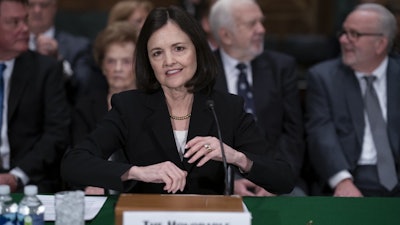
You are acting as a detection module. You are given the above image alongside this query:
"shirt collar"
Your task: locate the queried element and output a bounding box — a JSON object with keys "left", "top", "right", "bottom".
{"left": 40, "top": 26, "right": 56, "bottom": 38}
{"left": 220, "top": 49, "right": 250, "bottom": 72}
{"left": 221, "top": 49, "right": 238, "bottom": 69}
{"left": 355, "top": 56, "right": 388, "bottom": 82}
{"left": 0, "top": 59, "right": 16, "bottom": 79}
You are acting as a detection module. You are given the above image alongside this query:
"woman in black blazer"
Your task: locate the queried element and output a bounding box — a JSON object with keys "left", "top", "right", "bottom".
{"left": 61, "top": 6, "right": 295, "bottom": 195}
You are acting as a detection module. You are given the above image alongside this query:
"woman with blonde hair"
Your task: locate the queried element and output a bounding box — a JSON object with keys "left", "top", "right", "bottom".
{"left": 108, "top": 0, "right": 154, "bottom": 32}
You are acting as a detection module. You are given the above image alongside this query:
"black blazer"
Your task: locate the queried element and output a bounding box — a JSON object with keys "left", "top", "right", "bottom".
{"left": 214, "top": 50, "right": 305, "bottom": 176}
{"left": 8, "top": 51, "right": 70, "bottom": 192}
{"left": 71, "top": 88, "right": 108, "bottom": 146}
{"left": 61, "top": 89, "right": 295, "bottom": 194}
{"left": 306, "top": 56, "right": 400, "bottom": 183}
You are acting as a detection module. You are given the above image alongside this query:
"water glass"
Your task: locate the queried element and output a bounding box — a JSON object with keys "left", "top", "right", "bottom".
{"left": 55, "top": 190, "right": 85, "bottom": 225}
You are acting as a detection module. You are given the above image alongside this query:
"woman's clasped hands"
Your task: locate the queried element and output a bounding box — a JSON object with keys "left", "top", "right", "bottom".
{"left": 126, "top": 136, "right": 251, "bottom": 193}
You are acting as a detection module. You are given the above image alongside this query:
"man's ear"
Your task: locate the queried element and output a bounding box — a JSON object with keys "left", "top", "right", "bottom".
{"left": 375, "top": 37, "right": 389, "bottom": 55}
{"left": 218, "top": 27, "right": 234, "bottom": 46}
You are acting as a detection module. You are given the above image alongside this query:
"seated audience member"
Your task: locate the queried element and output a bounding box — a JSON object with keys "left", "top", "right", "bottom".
{"left": 209, "top": 0, "right": 306, "bottom": 196}
{"left": 61, "top": 6, "right": 295, "bottom": 195}
{"left": 0, "top": 0, "right": 70, "bottom": 193}
{"left": 306, "top": 3, "right": 400, "bottom": 197}
{"left": 71, "top": 22, "right": 137, "bottom": 195}
{"left": 88, "top": 0, "right": 153, "bottom": 94}
{"left": 180, "top": 0, "right": 201, "bottom": 17}
{"left": 107, "top": 0, "right": 153, "bottom": 32}
{"left": 72, "top": 22, "right": 137, "bottom": 146}
{"left": 196, "top": 0, "right": 217, "bottom": 50}
{"left": 28, "top": 0, "right": 92, "bottom": 104}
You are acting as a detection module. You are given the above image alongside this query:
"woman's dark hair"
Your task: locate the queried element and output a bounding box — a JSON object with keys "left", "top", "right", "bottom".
{"left": 135, "top": 5, "right": 218, "bottom": 94}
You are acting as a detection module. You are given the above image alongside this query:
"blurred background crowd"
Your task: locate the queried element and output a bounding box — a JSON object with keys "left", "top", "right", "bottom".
{"left": 1, "top": 0, "right": 400, "bottom": 196}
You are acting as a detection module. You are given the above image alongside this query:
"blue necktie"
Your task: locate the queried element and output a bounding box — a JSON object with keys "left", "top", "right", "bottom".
{"left": 236, "top": 63, "right": 256, "bottom": 115}
{"left": 364, "top": 76, "right": 397, "bottom": 190}
{"left": 0, "top": 63, "right": 6, "bottom": 146}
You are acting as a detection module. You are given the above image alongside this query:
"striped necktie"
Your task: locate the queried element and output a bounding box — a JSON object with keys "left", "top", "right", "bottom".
{"left": 364, "top": 75, "right": 397, "bottom": 190}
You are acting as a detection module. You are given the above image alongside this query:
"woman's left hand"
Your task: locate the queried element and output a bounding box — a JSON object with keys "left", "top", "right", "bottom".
{"left": 184, "top": 136, "right": 252, "bottom": 172}
{"left": 184, "top": 136, "right": 228, "bottom": 166}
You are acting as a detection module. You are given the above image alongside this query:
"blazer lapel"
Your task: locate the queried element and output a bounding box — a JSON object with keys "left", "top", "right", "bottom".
{"left": 8, "top": 52, "right": 31, "bottom": 121}
{"left": 183, "top": 93, "right": 214, "bottom": 172}
{"left": 386, "top": 56, "right": 400, "bottom": 158}
{"left": 146, "top": 91, "right": 183, "bottom": 168}
{"left": 213, "top": 50, "right": 229, "bottom": 92}
{"left": 251, "top": 54, "right": 271, "bottom": 114}
{"left": 343, "top": 66, "right": 364, "bottom": 146}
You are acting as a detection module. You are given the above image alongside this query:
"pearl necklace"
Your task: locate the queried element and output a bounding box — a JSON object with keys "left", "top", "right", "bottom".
{"left": 170, "top": 113, "right": 191, "bottom": 120}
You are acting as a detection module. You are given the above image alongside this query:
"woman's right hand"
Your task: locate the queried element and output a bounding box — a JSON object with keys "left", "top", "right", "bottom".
{"left": 122, "top": 161, "right": 187, "bottom": 193}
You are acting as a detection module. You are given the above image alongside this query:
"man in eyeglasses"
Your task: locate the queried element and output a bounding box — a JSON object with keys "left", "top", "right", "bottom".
{"left": 0, "top": 0, "right": 70, "bottom": 193}
{"left": 306, "top": 3, "right": 400, "bottom": 197}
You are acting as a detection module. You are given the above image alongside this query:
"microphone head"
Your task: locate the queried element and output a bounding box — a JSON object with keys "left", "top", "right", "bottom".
{"left": 206, "top": 100, "right": 214, "bottom": 109}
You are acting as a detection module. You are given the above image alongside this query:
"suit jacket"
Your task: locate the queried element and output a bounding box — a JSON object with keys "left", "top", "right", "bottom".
{"left": 55, "top": 30, "right": 92, "bottom": 102}
{"left": 8, "top": 50, "right": 70, "bottom": 192}
{"left": 306, "top": 56, "right": 400, "bottom": 184}
{"left": 61, "top": 89, "right": 295, "bottom": 195}
{"left": 71, "top": 88, "right": 108, "bottom": 146}
{"left": 214, "top": 50, "right": 305, "bottom": 177}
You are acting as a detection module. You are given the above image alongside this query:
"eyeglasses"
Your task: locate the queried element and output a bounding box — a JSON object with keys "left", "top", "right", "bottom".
{"left": 337, "top": 29, "right": 383, "bottom": 42}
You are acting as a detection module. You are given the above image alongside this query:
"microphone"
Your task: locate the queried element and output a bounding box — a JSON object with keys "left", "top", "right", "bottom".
{"left": 206, "top": 100, "right": 232, "bottom": 195}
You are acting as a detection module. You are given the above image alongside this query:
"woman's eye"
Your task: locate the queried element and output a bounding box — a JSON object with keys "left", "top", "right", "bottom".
{"left": 175, "top": 46, "right": 185, "bottom": 51}
{"left": 152, "top": 51, "right": 161, "bottom": 57}
{"left": 105, "top": 59, "right": 116, "bottom": 65}
{"left": 122, "top": 58, "right": 132, "bottom": 65}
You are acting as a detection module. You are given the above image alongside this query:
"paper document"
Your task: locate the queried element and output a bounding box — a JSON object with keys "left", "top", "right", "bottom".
{"left": 37, "top": 195, "right": 107, "bottom": 221}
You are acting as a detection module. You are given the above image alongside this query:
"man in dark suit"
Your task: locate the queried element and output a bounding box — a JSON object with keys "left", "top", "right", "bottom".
{"left": 209, "top": 0, "right": 305, "bottom": 196}
{"left": 27, "top": 0, "right": 92, "bottom": 104}
{"left": 306, "top": 3, "right": 400, "bottom": 197}
{"left": 0, "top": 0, "right": 70, "bottom": 192}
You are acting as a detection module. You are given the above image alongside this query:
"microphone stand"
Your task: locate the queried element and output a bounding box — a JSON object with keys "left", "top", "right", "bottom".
{"left": 207, "top": 100, "right": 232, "bottom": 195}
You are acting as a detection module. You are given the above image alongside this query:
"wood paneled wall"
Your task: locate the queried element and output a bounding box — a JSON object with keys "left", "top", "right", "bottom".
{"left": 58, "top": 0, "right": 179, "bottom": 11}
{"left": 58, "top": 0, "right": 335, "bottom": 36}
{"left": 260, "top": 0, "right": 334, "bottom": 35}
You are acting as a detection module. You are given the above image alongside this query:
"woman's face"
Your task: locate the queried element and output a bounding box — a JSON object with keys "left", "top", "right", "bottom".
{"left": 102, "top": 42, "right": 136, "bottom": 92}
{"left": 147, "top": 21, "right": 197, "bottom": 92}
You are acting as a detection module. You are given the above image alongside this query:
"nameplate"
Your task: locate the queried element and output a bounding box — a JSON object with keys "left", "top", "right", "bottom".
{"left": 115, "top": 194, "right": 249, "bottom": 225}
{"left": 123, "top": 211, "right": 251, "bottom": 225}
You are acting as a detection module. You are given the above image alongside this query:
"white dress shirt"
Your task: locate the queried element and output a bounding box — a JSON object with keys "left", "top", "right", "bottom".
{"left": 173, "top": 130, "right": 188, "bottom": 161}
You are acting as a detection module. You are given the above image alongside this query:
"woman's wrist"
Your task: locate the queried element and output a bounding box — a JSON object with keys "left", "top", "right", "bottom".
{"left": 121, "top": 166, "right": 140, "bottom": 181}
{"left": 234, "top": 151, "right": 253, "bottom": 174}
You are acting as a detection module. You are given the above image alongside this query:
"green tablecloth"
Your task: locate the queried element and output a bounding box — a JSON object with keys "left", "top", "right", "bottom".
{"left": 35, "top": 195, "right": 399, "bottom": 225}
{"left": 245, "top": 196, "right": 400, "bottom": 225}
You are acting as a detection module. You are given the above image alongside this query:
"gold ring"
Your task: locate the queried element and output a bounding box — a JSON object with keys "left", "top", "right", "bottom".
{"left": 204, "top": 144, "right": 212, "bottom": 152}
